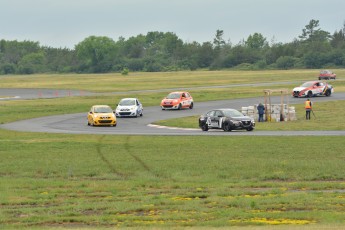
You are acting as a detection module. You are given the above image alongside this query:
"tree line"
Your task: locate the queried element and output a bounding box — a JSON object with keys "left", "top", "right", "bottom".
{"left": 1, "top": 19, "right": 344, "bottom": 75}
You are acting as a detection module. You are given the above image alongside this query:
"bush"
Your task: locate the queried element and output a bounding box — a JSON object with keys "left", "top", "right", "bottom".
{"left": 276, "top": 56, "right": 295, "bottom": 69}
{"left": 121, "top": 67, "right": 129, "bottom": 75}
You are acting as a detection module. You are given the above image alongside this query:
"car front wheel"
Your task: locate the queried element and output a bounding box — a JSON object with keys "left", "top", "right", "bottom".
{"left": 307, "top": 91, "right": 313, "bottom": 98}
{"left": 222, "top": 122, "right": 232, "bottom": 132}
{"left": 201, "top": 123, "right": 208, "bottom": 131}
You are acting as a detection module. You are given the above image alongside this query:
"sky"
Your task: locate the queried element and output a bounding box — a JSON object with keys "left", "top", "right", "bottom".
{"left": 1, "top": 0, "right": 344, "bottom": 49}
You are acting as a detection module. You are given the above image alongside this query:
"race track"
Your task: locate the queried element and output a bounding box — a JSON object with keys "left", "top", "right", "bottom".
{"left": 1, "top": 90, "right": 345, "bottom": 136}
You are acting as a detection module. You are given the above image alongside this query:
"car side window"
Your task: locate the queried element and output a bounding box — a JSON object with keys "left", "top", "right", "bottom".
{"left": 215, "top": 111, "right": 223, "bottom": 117}
{"left": 207, "top": 111, "right": 215, "bottom": 117}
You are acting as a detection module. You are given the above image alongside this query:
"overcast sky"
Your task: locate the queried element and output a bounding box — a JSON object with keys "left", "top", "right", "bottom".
{"left": 1, "top": 0, "right": 344, "bottom": 49}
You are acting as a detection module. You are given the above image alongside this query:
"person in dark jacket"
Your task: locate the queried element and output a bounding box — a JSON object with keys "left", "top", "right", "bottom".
{"left": 257, "top": 103, "right": 265, "bottom": 122}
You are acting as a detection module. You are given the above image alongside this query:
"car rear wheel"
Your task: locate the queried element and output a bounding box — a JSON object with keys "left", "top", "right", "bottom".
{"left": 307, "top": 91, "right": 313, "bottom": 98}
{"left": 246, "top": 127, "right": 254, "bottom": 131}
{"left": 325, "top": 90, "right": 331, "bottom": 97}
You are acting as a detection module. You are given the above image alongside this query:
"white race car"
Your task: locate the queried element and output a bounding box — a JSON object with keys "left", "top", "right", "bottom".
{"left": 292, "top": 81, "right": 334, "bottom": 98}
{"left": 115, "top": 98, "right": 143, "bottom": 117}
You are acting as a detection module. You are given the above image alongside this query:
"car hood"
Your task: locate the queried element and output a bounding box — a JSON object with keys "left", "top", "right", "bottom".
{"left": 116, "top": 105, "right": 137, "bottom": 110}
{"left": 293, "top": 86, "right": 307, "bottom": 91}
{"left": 93, "top": 112, "right": 114, "bottom": 116}
{"left": 162, "top": 99, "right": 178, "bottom": 102}
{"left": 230, "top": 116, "right": 252, "bottom": 121}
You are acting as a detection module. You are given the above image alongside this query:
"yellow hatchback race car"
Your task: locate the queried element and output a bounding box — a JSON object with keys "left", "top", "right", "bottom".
{"left": 87, "top": 105, "right": 117, "bottom": 126}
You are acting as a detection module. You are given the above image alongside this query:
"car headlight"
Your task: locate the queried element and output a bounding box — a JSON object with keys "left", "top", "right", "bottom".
{"left": 231, "top": 120, "right": 241, "bottom": 125}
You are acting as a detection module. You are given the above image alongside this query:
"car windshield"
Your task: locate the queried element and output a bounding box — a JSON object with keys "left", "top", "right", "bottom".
{"left": 119, "top": 99, "right": 135, "bottom": 106}
{"left": 166, "top": 93, "right": 181, "bottom": 99}
{"left": 94, "top": 107, "right": 112, "bottom": 113}
{"left": 223, "top": 109, "right": 244, "bottom": 117}
{"left": 301, "top": 82, "right": 314, "bottom": 87}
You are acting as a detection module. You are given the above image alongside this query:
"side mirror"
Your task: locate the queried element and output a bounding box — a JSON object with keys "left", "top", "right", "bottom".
{"left": 89, "top": 111, "right": 93, "bottom": 114}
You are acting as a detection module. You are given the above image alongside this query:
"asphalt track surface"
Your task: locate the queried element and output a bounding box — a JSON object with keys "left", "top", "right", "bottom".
{"left": 1, "top": 88, "right": 345, "bottom": 136}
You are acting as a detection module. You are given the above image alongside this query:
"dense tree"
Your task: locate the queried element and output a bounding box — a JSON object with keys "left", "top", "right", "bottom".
{"left": 1, "top": 19, "right": 345, "bottom": 75}
{"left": 75, "top": 36, "right": 117, "bottom": 73}
{"left": 331, "top": 22, "right": 345, "bottom": 49}
{"left": 276, "top": 56, "right": 295, "bottom": 69}
{"left": 245, "top": 33, "right": 268, "bottom": 49}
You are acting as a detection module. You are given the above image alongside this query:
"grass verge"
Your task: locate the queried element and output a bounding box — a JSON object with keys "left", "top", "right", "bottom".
{"left": 1, "top": 131, "right": 345, "bottom": 228}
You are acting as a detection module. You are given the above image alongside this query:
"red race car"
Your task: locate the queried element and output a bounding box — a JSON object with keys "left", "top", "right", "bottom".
{"left": 319, "top": 70, "right": 336, "bottom": 80}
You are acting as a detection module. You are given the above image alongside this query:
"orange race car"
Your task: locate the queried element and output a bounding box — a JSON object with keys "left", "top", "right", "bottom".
{"left": 160, "top": 92, "right": 194, "bottom": 110}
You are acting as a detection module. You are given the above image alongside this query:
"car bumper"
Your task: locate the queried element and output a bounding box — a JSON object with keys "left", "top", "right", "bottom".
{"left": 230, "top": 120, "right": 255, "bottom": 130}
{"left": 93, "top": 119, "right": 116, "bottom": 126}
{"left": 116, "top": 111, "right": 138, "bottom": 117}
{"left": 161, "top": 104, "right": 179, "bottom": 109}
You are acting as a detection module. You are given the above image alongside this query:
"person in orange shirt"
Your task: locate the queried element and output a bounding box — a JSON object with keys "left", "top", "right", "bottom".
{"left": 305, "top": 99, "right": 312, "bottom": 120}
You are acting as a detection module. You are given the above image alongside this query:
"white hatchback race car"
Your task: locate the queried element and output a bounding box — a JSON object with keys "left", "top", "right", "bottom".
{"left": 115, "top": 98, "right": 143, "bottom": 117}
{"left": 292, "top": 81, "right": 334, "bottom": 98}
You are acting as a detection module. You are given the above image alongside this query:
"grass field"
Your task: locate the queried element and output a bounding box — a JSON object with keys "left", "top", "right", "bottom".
{"left": 1, "top": 70, "right": 345, "bottom": 229}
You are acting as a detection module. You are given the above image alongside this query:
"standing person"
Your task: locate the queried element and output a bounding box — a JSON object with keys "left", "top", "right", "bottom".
{"left": 305, "top": 99, "right": 312, "bottom": 120}
{"left": 257, "top": 103, "right": 265, "bottom": 122}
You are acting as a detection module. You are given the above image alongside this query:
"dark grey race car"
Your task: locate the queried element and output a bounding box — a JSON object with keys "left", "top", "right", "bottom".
{"left": 199, "top": 108, "right": 255, "bottom": 132}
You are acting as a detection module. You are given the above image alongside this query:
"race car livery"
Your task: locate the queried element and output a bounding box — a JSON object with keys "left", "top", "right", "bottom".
{"left": 292, "top": 81, "right": 334, "bottom": 98}
{"left": 199, "top": 108, "right": 255, "bottom": 132}
{"left": 160, "top": 92, "right": 194, "bottom": 110}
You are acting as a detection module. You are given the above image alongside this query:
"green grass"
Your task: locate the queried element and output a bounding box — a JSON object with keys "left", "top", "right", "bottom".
{"left": 1, "top": 70, "right": 345, "bottom": 228}
{"left": 1, "top": 131, "right": 345, "bottom": 228}
{"left": 1, "top": 69, "right": 345, "bottom": 92}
